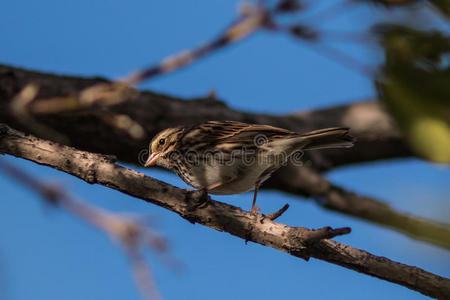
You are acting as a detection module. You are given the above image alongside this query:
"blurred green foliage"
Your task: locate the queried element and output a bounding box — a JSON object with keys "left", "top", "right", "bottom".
{"left": 375, "top": 25, "right": 450, "bottom": 163}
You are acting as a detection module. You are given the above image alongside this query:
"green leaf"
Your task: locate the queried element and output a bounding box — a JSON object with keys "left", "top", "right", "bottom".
{"left": 376, "top": 25, "right": 450, "bottom": 163}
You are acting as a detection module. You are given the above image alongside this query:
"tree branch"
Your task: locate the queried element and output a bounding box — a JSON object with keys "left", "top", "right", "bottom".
{"left": 2, "top": 65, "right": 448, "bottom": 250}
{"left": 1, "top": 124, "right": 448, "bottom": 299}
{"left": 0, "top": 64, "right": 410, "bottom": 170}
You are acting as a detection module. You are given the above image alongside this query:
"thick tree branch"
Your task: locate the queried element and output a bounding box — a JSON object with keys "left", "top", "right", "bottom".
{"left": 0, "top": 125, "right": 449, "bottom": 299}
{"left": 0, "top": 64, "right": 410, "bottom": 170}
{"left": 1, "top": 65, "right": 448, "bottom": 250}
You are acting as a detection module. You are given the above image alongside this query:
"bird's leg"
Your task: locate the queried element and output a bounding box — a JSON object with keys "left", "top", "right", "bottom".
{"left": 205, "top": 175, "right": 238, "bottom": 192}
{"left": 187, "top": 176, "right": 237, "bottom": 211}
{"left": 205, "top": 180, "right": 226, "bottom": 191}
{"left": 250, "top": 183, "right": 261, "bottom": 214}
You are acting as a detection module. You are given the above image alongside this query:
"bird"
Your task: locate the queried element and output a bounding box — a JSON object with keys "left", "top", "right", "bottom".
{"left": 144, "top": 121, "right": 354, "bottom": 213}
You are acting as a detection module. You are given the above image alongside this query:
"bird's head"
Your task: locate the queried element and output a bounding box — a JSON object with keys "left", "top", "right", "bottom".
{"left": 145, "top": 127, "right": 184, "bottom": 167}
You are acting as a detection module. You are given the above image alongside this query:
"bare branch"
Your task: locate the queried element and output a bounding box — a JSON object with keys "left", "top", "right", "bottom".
{"left": 302, "top": 226, "right": 352, "bottom": 244}
{"left": 5, "top": 1, "right": 272, "bottom": 120}
{"left": 0, "top": 158, "right": 169, "bottom": 300}
{"left": 4, "top": 65, "right": 449, "bottom": 250}
{"left": 1, "top": 124, "right": 448, "bottom": 299}
{"left": 266, "top": 203, "right": 290, "bottom": 220}
{"left": 122, "top": 2, "right": 268, "bottom": 85}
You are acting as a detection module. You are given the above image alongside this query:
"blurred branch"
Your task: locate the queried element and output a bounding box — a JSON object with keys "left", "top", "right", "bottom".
{"left": 264, "top": 164, "right": 450, "bottom": 249}
{"left": 0, "top": 159, "right": 172, "bottom": 300}
{"left": 3, "top": 0, "right": 376, "bottom": 119}
{"left": 0, "top": 124, "right": 449, "bottom": 299}
{"left": 0, "top": 65, "right": 409, "bottom": 168}
{"left": 5, "top": 2, "right": 275, "bottom": 118}
{"left": 9, "top": 83, "right": 70, "bottom": 144}
{"left": 122, "top": 2, "right": 269, "bottom": 85}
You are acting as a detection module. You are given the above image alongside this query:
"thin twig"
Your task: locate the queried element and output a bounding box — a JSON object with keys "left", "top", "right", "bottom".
{"left": 9, "top": 0, "right": 375, "bottom": 119}
{"left": 301, "top": 0, "right": 359, "bottom": 25}
{"left": 302, "top": 41, "right": 376, "bottom": 77}
{"left": 303, "top": 226, "right": 352, "bottom": 244}
{"left": 266, "top": 203, "right": 290, "bottom": 220}
{"left": 122, "top": 3, "right": 268, "bottom": 85}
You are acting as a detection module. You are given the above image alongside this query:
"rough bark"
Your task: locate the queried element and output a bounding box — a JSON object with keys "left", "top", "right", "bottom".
{"left": 1, "top": 64, "right": 448, "bottom": 250}
{"left": 0, "top": 64, "right": 449, "bottom": 251}
{"left": 1, "top": 124, "right": 449, "bottom": 299}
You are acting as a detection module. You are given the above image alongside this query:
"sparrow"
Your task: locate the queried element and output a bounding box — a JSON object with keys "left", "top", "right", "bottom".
{"left": 145, "top": 121, "right": 354, "bottom": 213}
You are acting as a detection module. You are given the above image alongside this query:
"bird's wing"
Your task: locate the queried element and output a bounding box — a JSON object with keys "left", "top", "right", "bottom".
{"left": 180, "top": 121, "right": 296, "bottom": 152}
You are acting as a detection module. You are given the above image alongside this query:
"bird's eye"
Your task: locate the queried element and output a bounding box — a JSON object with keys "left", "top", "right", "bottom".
{"left": 158, "top": 138, "right": 166, "bottom": 145}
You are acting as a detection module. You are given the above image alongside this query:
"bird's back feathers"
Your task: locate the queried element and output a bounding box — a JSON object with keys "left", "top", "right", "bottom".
{"left": 177, "top": 121, "right": 354, "bottom": 153}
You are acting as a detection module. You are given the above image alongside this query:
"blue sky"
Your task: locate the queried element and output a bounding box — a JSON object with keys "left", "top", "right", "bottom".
{"left": 1, "top": 1, "right": 449, "bottom": 300}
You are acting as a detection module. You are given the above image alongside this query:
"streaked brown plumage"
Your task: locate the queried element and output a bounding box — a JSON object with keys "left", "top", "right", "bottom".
{"left": 145, "top": 121, "right": 355, "bottom": 213}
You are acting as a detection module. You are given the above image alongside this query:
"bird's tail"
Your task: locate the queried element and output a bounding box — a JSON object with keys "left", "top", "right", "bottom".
{"left": 297, "top": 127, "right": 355, "bottom": 150}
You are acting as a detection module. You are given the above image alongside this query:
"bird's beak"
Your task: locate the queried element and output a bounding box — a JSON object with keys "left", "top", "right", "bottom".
{"left": 144, "top": 152, "right": 160, "bottom": 167}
